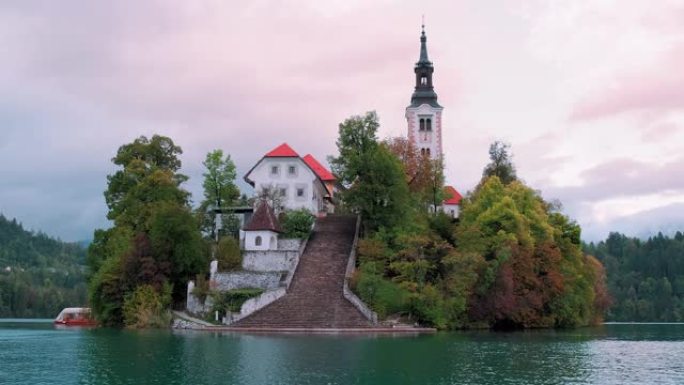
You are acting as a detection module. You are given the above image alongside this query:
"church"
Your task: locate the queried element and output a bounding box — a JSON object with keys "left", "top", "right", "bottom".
{"left": 243, "top": 24, "right": 462, "bottom": 218}
{"left": 406, "top": 24, "right": 462, "bottom": 217}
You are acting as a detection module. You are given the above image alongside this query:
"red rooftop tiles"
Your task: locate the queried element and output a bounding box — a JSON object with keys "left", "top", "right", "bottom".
{"left": 265, "top": 143, "right": 299, "bottom": 158}
{"left": 443, "top": 185, "right": 462, "bottom": 205}
{"left": 303, "top": 154, "right": 336, "bottom": 182}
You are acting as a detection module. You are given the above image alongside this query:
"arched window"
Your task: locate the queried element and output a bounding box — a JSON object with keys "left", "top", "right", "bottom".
{"left": 419, "top": 118, "right": 425, "bottom": 131}
{"left": 426, "top": 119, "right": 432, "bottom": 131}
{"left": 426, "top": 148, "right": 431, "bottom": 157}
{"left": 255, "top": 236, "right": 262, "bottom": 247}
{"left": 421, "top": 76, "right": 427, "bottom": 85}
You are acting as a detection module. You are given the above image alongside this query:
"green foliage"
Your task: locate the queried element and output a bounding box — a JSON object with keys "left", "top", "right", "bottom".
{"left": 104, "top": 135, "right": 189, "bottom": 228}
{"left": 211, "top": 288, "right": 264, "bottom": 314}
{"left": 585, "top": 231, "right": 684, "bottom": 321}
{"left": 88, "top": 135, "right": 208, "bottom": 326}
{"left": 148, "top": 202, "right": 207, "bottom": 299}
{"left": 329, "top": 112, "right": 413, "bottom": 232}
{"left": 122, "top": 283, "right": 172, "bottom": 328}
{"left": 216, "top": 236, "right": 241, "bottom": 271}
{"left": 482, "top": 141, "right": 517, "bottom": 185}
{"left": 281, "top": 209, "right": 315, "bottom": 239}
{"left": 199, "top": 150, "right": 240, "bottom": 239}
{"left": 0, "top": 214, "right": 87, "bottom": 318}
{"left": 352, "top": 262, "right": 409, "bottom": 318}
{"left": 351, "top": 175, "right": 608, "bottom": 330}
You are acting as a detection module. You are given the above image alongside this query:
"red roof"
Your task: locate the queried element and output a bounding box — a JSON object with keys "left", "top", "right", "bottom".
{"left": 443, "top": 185, "right": 462, "bottom": 205}
{"left": 265, "top": 143, "right": 299, "bottom": 157}
{"left": 303, "top": 154, "right": 336, "bottom": 182}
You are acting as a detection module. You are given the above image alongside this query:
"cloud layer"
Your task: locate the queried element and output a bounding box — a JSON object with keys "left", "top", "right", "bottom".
{"left": 0, "top": 0, "right": 682, "bottom": 241}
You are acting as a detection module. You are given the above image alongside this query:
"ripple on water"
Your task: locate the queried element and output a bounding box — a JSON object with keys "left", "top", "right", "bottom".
{"left": 1, "top": 322, "right": 684, "bottom": 385}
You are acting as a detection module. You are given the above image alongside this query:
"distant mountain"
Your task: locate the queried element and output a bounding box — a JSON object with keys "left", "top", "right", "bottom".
{"left": 0, "top": 214, "right": 88, "bottom": 318}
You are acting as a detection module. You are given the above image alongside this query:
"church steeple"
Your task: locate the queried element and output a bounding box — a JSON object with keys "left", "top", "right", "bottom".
{"left": 406, "top": 22, "right": 443, "bottom": 162}
{"left": 410, "top": 24, "right": 440, "bottom": 108}
{"left": 418, "top": 24, "right": 431, "bottom": 65}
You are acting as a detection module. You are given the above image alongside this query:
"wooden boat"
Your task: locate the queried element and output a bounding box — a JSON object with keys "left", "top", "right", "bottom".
{"left": 53, "top": 307, "right": 97, "bottom": 326}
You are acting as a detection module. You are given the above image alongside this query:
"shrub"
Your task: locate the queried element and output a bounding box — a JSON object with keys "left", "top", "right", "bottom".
{"left": 216, "top": 236, "right": 241, "bottom": 270}
{"left": 282, "top": 209, "right": 315, "bottom": 239}
{"left": 122, "top": 283, "right": 172, "bottom": 328}
{"left": 211, "top": 288, "right": 264, "bottom": 314}
{"left": 353, "top": 262, "right": 409, "bottom": 318}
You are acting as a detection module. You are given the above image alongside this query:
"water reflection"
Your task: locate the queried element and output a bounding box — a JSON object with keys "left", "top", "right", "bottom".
{"left": 1, "top": 322, "right": 684, "bottom": 385}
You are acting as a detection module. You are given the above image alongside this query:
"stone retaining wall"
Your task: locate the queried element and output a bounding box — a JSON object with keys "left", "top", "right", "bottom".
{"left": 343, "top": 215, "right": 378, "bottom": 324}
{"left": 223, "top": 288, "right": 287, "bottom": 325}
{"left": 212, "top": 271, "right": 283, "bottom": 291}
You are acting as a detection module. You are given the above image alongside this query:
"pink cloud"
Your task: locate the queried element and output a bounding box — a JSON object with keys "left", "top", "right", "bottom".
{"left": 571, "top": 45, "right": 684, "bottom": 120}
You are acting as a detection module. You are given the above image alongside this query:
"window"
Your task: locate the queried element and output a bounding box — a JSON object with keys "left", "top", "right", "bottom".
{"left": 271, "top": 165, "right": 279, "bottom": 176}
{"left": 426, "top": 118, "right": 432, "bottom": 131}
{"left": 296, "top": 187, "right": 305, "bottom": 198}
{"left": 255, "top": 236, "right": 262, "bottom": 246}
{"left": 421, "top": 76, "right": 427, "bottom": 85}
{"left": 450, "top": 210, "right": 455, "bottom": 217}
{"left": 426, "top": 148, "right": 431, "bottom": 157}
{"left": 419, "top": 118, "right": 425, "bottom": 131}
{"left": 288, "top": 165, "right": 297, "bottom": 175}
{"left": 279, "top": 187, "right": 287, "bottom": 197}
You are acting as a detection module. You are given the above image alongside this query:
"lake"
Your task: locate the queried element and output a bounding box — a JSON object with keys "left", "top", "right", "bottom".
{"left": 1, "top": 320, "right": 683, "bottom": 385}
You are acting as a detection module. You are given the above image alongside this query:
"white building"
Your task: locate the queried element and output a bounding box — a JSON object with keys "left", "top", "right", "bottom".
{"left": 243, "top": 201, "right": 282, "bottom": 251}
{"left": 406, "top": 24, "right": 443, "bottom": 161}
{"left": 244, "top": 143, "right": 334, "bottom": 215}
{"left": 406, "top": 25, "right": 463, "bottom": 217}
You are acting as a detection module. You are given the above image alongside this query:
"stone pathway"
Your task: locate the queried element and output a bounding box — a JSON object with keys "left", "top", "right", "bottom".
{"left": 232, "top": 215, "right": 372, "bottom": 329}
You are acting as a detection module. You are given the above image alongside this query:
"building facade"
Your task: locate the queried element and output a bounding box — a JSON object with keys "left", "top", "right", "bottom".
{"left": 244, "top": 143, "right": 333, "bottom": 215}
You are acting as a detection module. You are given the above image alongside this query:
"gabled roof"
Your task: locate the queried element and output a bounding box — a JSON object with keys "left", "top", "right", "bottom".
{"left": 243, "top": 201, "right": 282, "bottom": 233}
{"left": 265, "top": 143, "right": 299, "bottom": 158}
{"left": 443, "top": 185, "right": 462, "bottom": 205}
{"left": 303, "top": 154, "right": 336, "bottom": 182}
{"left": 244, "top": 143, "right": 332, "bottom": 197}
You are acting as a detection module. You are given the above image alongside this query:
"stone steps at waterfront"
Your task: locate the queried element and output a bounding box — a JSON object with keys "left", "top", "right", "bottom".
{"left": 232, "top": 214, "right": 372, "bottom": 329}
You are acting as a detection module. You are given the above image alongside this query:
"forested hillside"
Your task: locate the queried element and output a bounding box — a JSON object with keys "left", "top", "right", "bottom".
{"left": 585, "top": 232, "right": 684, "bottom": 322}
{"left": 0, "top": 214, "right": 87, "bottom": 318}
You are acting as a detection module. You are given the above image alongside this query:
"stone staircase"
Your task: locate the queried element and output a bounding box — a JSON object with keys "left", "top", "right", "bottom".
{"left": 232, "top": 214, "right": 372, "bottom": 329}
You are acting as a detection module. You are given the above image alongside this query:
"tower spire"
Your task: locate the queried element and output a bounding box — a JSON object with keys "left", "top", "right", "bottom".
{"left": 418, "top": 19, "right": 431, "bottom": 65}
{"left": 409, "top": 22, "right": 439, "bottom": 108}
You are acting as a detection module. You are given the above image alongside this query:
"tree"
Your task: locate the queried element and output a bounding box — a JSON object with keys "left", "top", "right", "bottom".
{"left": 385, "top": 137, "right": 446, "bottom": 210}
{"left": 199, "top": 150, "right": 240, "bottom": 239}
{"left": 483, "top": 141, "right": 517, "bottom": 184}
{"left": 329, "top": 111, "right": 380, "bottom": 187}
{"left": 88, "top": 135, "right": 207, "bottom": 326}
{"left": 329, "top": 112, "right": 413, "bottom": 231}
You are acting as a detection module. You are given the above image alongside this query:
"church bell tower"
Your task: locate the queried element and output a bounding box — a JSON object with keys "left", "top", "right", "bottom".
{"left": 406, "top": 24, "right": 443, "bottom": 161}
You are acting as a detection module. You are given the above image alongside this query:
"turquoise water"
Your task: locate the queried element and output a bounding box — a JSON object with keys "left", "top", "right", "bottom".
{"left": 1, "top": 320, "right": 684, "bottom": 385}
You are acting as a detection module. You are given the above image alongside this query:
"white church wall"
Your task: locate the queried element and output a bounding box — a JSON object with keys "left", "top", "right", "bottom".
{"left": 249, "top": 157, "right": 322, "bottom": 213}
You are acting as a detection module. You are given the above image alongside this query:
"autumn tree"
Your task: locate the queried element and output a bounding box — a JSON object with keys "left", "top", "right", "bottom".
{"left": 385, "top": 137, "right": 445, "bottom": 210}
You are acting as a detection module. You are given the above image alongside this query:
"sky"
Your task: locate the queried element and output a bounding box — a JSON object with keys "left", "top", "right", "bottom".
{"left": 1, "top": 0, "right": 683, "bottom": 242}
